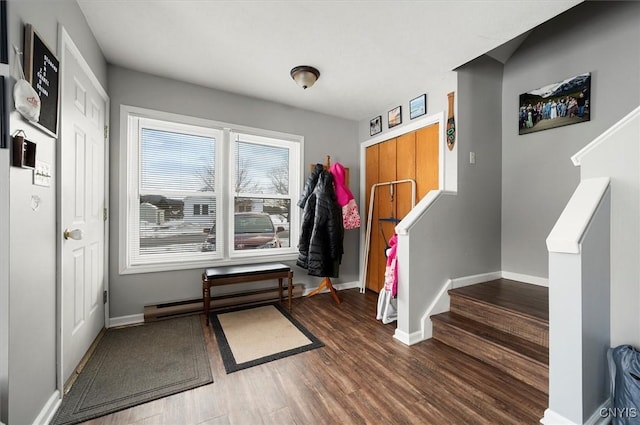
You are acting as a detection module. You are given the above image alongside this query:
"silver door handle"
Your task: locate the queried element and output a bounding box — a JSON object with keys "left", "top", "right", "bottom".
{"left": 63, "top": 228, "right": 83, "bottom": 240}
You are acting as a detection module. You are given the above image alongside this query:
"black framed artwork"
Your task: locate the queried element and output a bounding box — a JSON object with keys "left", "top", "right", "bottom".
{"left": 0, "top": 0, "right": 7, "bottom": 65}
{"left": 24, "top": 23, "right": 60, "bottom": 137}
{"left": 370, "top": 115, "right": 382, "bottom": 136}
{"left": 0, "top": 76, "right": 6, "bottom": 149}
{"left": 410, "top": 94, "right": 426, "bottom": 119}
{"left": 388, "top": 106, "right": 402, "bottom": 128}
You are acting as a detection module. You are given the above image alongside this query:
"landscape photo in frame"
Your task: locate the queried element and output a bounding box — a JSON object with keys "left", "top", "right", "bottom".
{"left": 519, "top": 72, "right": 590, "bottom": 135}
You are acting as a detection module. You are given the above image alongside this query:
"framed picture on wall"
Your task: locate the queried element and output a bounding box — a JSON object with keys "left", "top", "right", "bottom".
{"left": 519, "top": 72, "right": 591, "bottom": 135}
{"left": 0, "top": 0, "right": 7, "bottom": 64}
{"left": 24, "top": 23, "right": 60, "bottom": 137}
{"left": 0, "top": 76, "right": 6, "bottom": 149}
{"left": 370, "top": 115, "right": 382, "bottom": 136}
{"left": 388, "top": 106, "right": 402, "bottom": 128}
{"left": 409, "top": 94, "right": 426, "bottom": 119}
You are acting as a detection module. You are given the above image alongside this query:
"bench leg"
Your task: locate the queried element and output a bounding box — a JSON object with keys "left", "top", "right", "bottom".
{"left": 278, "top": 277, "right": 283, "bottom": 306}
{"left": 203, "top": 285, "right": 210, "bottom": 325}
{"left": 288, "top": 272, "right": 293, "bottom": 311}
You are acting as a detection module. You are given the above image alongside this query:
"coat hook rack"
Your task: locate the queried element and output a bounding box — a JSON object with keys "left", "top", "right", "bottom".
{"left": 306, "top": 154, "right": 341, "bottom": 304}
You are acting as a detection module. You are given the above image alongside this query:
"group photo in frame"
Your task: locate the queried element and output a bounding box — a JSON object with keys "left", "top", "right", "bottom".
{"left": 388, "top": 105, "right": 401, "bottom": 128}
{"left": 519, "top": 72, "right": 591, "bottom": 135}
{"left": 409, "top": 94, "right": 426, "bottom": 119}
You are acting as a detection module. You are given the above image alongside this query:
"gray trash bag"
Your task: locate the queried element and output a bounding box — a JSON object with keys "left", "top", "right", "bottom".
{"left": 608, "top": 345, "right": 640, "bottom": 424}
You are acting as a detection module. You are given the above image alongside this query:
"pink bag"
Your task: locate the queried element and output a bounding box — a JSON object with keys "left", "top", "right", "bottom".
{"left": 343, "top": 199, "right": 361, "bottom": 230}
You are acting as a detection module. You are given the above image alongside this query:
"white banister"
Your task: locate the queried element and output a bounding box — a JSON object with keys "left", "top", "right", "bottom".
{"left": 395, "top": 189, "right": 457, "bottom": 235}
{"left": 544, "top": 179, "right": 611, "bottom": 424}
{"left": 571, "top": 106, "right": 640, "bottom": 166}
{"left": 546, "top": 177, "right": 611, "bottom": 254}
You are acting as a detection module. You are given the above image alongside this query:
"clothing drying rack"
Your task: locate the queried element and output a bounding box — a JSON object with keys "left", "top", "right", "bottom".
{"left": 360, "top": 179, "right": 416, "bottom": 293}
{"left": 306, "top": 155, "right": 341, "bottom": 304}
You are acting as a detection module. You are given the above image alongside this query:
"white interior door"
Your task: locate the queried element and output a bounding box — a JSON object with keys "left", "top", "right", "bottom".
{"left": 59, "top": 28, "right": 109, "bottom": 385}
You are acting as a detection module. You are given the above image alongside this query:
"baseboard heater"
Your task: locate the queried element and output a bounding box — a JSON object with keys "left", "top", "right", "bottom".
{"left": 143, "top": 284, "right": 303, "bottom": 322}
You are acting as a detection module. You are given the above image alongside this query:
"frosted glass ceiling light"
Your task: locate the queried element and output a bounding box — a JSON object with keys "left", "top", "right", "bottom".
{"left": 290, "top": 66, "right": 320, "bottom": 89}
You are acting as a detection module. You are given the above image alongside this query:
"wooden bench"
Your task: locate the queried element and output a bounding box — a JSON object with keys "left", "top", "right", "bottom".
{"left": 202, "top": 262, "right": 293, "bottom": 324}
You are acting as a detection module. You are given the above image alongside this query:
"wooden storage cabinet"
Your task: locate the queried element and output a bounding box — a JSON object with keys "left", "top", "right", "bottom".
{"left": 364, "top": 123, "right": 439, "bottom": 292}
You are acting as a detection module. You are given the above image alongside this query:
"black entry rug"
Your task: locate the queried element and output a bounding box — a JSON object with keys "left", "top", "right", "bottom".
{"left": 210, "top": 303, "right": 324, "bottom": 374}
{"left": 51, "top": 315, "right": 212, "bottom": 425}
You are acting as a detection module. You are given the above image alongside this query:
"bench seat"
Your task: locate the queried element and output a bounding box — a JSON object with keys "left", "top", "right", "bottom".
{"left": 202, "top": 262, "right": 293, "bottom": 324}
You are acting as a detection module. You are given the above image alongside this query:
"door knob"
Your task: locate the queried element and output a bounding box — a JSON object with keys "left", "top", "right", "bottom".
{"left": 63, "top": 228, "right": 83, "bottom": 240}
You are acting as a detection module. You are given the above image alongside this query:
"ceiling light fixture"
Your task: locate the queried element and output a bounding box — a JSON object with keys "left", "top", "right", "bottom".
{"left": 290, "top": 65, "right": 320, "bottom": 89}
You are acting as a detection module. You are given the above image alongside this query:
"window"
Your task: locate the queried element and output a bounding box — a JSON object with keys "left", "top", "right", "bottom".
{"left": 230, "top": 132, "right": 295, "bottom": 253}
{"left": 193, "top": 204, "right": 209, "bottom": 215}
{"left": 120, "top": 106, "right": 302, "bottom": 273}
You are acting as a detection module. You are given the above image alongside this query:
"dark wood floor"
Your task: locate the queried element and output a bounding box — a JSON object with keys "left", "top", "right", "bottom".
{"left": 84, "top": 289, "right": 547, "bottom": 425}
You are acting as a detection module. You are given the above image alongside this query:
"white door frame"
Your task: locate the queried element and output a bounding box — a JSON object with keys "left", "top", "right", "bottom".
{"left": 56, "top": 25, "right": 110, "bottom": 395}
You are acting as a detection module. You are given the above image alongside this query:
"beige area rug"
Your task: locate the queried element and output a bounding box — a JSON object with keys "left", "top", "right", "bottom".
{"left": 209, "top": 303, "right": 323, "bottom": 373}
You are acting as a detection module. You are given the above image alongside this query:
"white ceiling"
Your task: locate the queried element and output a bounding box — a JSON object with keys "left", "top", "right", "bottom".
{"left": 77, "top": 0, "right": 583, "bottom": 122}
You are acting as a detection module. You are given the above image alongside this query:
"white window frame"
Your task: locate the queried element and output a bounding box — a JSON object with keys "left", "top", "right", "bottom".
{"left": 229, "top": 131, "right": 301, "bottom": 259}
{"left": 119, "top": 105, "right": 303, "bottom": 274}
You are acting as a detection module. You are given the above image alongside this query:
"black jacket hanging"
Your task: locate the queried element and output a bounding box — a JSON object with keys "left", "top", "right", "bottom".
{"left": 297, "top": 166, "right": 344, "bottom": 277}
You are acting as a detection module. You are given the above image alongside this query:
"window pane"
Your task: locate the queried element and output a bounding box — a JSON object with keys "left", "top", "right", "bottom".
{"left": 233, "top": 198, "right": 291, "bottom": 249}
{"left": 234, "top": 140, "right": 289, "bottom": 195}
{"left": 141, "top": 128, "right": 215, "bottom": 192}
{"left": 138, "top": 195, "right": 216, "bottom": 255}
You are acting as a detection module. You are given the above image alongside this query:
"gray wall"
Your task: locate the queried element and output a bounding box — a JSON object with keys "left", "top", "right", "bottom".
{"left": 108, "top": 65, "right": 359, "bottom": 318}
{"left": 401, "top": 56, "right": 503, "bottom": 334}
{"left": 501, "top": 1, "right": 640, "bottom": 278}
{"left": 3, "top": 1, "right": 107, "bottom": 424}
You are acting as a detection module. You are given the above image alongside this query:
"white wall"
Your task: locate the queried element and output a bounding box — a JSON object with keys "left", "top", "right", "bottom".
{"left": 501, "top": 1, "right": 640, "bottom": 279}
{"left": 4, "top": 1, "right": 107, "bottom": 423}
{"left": 107, "top": 65, "right": 359, "bottom": 318}
{"left": 577, "top": 107, "right": 640, "bottom": 347}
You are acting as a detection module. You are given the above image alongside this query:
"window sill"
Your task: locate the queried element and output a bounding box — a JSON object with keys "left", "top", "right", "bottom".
{"left": 119, "top": 251, "right": 299, "bottom": 275}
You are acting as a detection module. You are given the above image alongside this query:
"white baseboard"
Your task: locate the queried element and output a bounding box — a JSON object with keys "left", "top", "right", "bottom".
{"left": 32, "top": 390, "right": 60, "bottom": 425}
{"left": 335, "top": 280, "right": 360, "bottom": 291}
{"left": 416, "top": 271, "right": 502, "bottom": 343}
{"left": 301, "top": 280, "right": 359, "bottom": 296}
{"left": 541, "top": 409, "right": 575, "bottom": 424}
{"left": 108, "top": 313, "right": 144, "bottom": 328}
{"left": 452, "top": 271, "right": 503, "bottom": 289}
{"left": 419, "top": 278, "right": 453, "bottom": 342}
{"left": 540, "top": 399, "right": 611, "bottom": 425}
{"left": 585, "top": 399, "right": 611, "bottom": 425}
{"left": 502, "top": 271, "right": 548, "bottom": 287}
{"left": 109, "top": 281, "right": 359, "bottom": 327}
{"left": 393, "top": 328, "right": 422, "bottom": 346}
